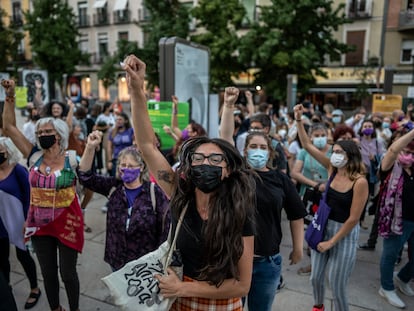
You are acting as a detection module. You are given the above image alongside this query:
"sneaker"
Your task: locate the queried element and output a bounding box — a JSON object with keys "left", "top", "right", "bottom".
{"left": 101, "top": 205, "right": 108, "bottom": 213}
{"left": 276, "top": 275, "right": 285, "bottom": 293}
{"left": 312, "top": 305, "right": 324, "bottom": 311}
{"left": 298, "top": 264, "right": 312, "bottom": 276}
{"left": 358, "top": 242, "right": 375, "bottom": 250}
{"left": 394, "top": 273, "right": 414, "bottom": 296}
{"left": 379, "top": 287, "right": 405, "bottom": 308}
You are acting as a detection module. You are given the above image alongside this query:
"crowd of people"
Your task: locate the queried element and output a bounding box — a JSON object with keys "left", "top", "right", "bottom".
{"left": 1, "top": 53, "right": 414, "bottom": 311}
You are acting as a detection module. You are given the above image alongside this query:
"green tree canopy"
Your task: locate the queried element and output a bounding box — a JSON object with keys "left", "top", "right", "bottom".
{"left": 24, "top": 0, "right": 89, "bottom": 97}
{"left": 0, "top": 8, "right": 24, "bottom": 72}
{"left": 190, "top": 0, "right": 246, "bottom": 92}
{"left": 239, "top": 0, "right": 351, "bottom": 99}
{"left": 138, "top": 0, "right": 190, "bottom": 88}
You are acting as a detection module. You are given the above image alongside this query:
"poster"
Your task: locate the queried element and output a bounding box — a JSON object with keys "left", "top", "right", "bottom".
{"left": 15, "top": 87, "right": 28, "bottom": 109}
{"left": 147, "top": 101, "right": 190, "bottom": 150}
{"left": 22, "top": 69, "right": 49, "bottom": 106}
{"left": 372, "top": 94, "right": 402, "bottom": 116}
{"left": 67, "top": 76, "right": 82, "bottom": 102}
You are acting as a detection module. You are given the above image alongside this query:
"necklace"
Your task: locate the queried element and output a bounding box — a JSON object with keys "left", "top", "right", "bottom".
{"left": 45, "top": 166, "right": 51, "bottom": 175}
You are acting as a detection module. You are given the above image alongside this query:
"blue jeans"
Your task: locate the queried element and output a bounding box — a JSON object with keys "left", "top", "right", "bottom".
{"left": 380, "top": 220, "right": 414, "bottom": 290}
{"left": 247, "top": 253, "right": 281, "bottom": 311}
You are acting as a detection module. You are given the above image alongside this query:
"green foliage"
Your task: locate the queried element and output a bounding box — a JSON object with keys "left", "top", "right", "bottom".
{"left": 0, "top": 8, "right": 24, "bottom": 71}
{"left": 137, "top": 0, "right": 190, "bottom": 88}
{"left": 190, "top": 0, "right": 246, "bottom": 91}
{"left": 239, "top": 0, "right": 352, "bottom": 99}
{"left": 24, "top": 0, "right": 89, "bottom": 90}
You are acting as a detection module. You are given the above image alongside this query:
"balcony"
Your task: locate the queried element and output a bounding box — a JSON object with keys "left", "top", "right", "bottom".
{"left": 399, "top": 11, "right": 414, "bottom": 31}
{"left": 137, "top": 8, "right": 151, "bottom": 24}
{"left": 113, "top": 10, "right": 130, "bottom": 24}
{"left": 93, "top": 13, "right": 110, "bottom": 26}
{"left": 78, "top": 14, "right": 90, "bottom": 28}
{"left": 11, "top": 16, "right": 23, "bottom": 27}
{"left": 347, "top": 0, "right": 373, "bottom": 19}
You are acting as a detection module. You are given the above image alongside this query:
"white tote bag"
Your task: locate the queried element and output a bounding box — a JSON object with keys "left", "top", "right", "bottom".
{"left": 102, "top": 206, "right": 187, "bottom": 311}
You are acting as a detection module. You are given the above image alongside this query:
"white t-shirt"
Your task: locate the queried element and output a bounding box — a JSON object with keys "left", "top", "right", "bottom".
{"left": 23, "top": 121, "right": 37, "bottom": 145}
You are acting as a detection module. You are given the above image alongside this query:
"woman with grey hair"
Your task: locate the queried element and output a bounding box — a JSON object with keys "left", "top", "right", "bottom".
{"left": 0, "top": 137, "right": 41, "bottom": 309}
{"left": 78, "top": 136, "right": 170, "bottom": 271}
{"left": 2, "top": 79, "right": 83, "bottom": 311}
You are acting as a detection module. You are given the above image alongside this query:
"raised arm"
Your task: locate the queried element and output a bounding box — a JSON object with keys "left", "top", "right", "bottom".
{"left": 123, "top": 55, "right": 175, "bottom": 197}
{"left": 245, "top": 90, "right": 254, "bottom": 118}
{"left": 1, "top": 79, "right": 34, "bottom": 158}
{"left": 170, "top": 95, "right": 182, "bottom": 139}
{"left": 382, "top": 128, "right": 414, "bottom": 171}
{"left": 294, "top": 104, "right": 330, "bottom": 169}
{"left": 66, "top": 99, "right": 75, "bottom": 130}
{"left": 219, "top": 87, "right": 240, "bottom": 146}
{"left": 79, "top": 130, "right": 103, "bottom": 171}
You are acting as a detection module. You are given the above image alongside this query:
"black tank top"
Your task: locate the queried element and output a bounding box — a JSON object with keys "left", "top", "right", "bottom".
{"left": 327, "top": 186, "right": 354, "bottom": 223}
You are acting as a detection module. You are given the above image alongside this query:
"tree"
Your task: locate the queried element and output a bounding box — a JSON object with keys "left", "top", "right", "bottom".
{"left": 190, "top": 0, "right": 246, "bottom": 92}
{"left": 24, "top": 0, "right": 89, "bottom": 98}
{"left": 0, "top": 8, "right": 24, "bottom": 72}
{"left": 97, "top": 39, "right": 141, "bottom": 94}
{"left": 138, "top": 0, "right": 190, "bottom": 88}
{"left": 239, "top": 0, "right": 352, "bottom": 99}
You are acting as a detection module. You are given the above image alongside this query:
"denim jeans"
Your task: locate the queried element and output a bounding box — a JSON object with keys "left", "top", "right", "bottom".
{"left": 247, "top": 253, "right": 281, "bottom": 311}
{"left": 380, "top": 220, "right": 414, "bottom": 290}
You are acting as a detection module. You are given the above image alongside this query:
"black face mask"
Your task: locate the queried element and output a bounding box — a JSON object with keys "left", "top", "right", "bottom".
{"left": 31, "top": 114, "right": 41, "bottom": 121}
{"left": 0, "top": 153, "right": 7, "bottom": 164}
{"left": 189, "top": 164, "right": 223, "bottom": 193}
{"left": 39, "top": 135, "right": 56, "bottom": 149}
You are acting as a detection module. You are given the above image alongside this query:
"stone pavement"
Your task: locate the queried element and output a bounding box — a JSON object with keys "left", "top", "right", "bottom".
{"left": 9, "top": 197, "right": 414, "bottom": 311}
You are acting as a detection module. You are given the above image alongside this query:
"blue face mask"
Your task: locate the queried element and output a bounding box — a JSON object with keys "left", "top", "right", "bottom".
{"left": 382, "top": 122, "right": 390, "bottom": 129}
{"left": 247, "top": 149, "right": 269, "bottom": 169}
{"left": 312, "top": 137, "right": 327, "bottom": 149}
{"left": 332, "top": 116, "right": 342, "bottom": 124}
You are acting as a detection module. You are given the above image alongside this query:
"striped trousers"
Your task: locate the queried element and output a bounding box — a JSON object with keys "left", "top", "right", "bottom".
{"left": 310, "top": 219, "right": 359, "bottom": 311}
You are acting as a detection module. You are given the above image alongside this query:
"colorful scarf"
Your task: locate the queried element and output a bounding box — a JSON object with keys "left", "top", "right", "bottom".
{"left": 378, "top": 163, "right": 403, "bottom": 238}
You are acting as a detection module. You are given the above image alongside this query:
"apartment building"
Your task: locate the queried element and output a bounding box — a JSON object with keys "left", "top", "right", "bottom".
{"left": 384, "top": 0, "right": 414, "bottom": 100}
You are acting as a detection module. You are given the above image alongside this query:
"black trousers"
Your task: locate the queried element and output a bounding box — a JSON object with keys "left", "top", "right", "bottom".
{"left": 32, "top": 235, "right": 79, "bottom": 311}
{"left": 0, "top": 237, "right": 38, "bottom": 289}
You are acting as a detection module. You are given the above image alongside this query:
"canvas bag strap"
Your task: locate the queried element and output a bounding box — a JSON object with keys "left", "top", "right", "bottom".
{"left": 321, "top": 172, "right": 336, "bottom": 203}
{"left": 164, "top": 205, "right": 188, "bottom": 271}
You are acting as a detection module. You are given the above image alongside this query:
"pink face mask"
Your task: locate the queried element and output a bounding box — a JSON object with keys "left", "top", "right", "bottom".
{"left": 398, "top": 153, "right": 414, "bottom": 166}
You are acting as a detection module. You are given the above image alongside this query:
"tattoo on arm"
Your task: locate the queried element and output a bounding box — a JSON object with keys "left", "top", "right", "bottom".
{"left": 158, "top": 170, "right": 174, "bottom": 184}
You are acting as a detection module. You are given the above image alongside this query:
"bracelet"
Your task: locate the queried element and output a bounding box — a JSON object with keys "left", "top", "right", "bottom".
{"left": 295, "top": 119, "right": 302, "bottom": 122}
{"left": 6, "top": 94, "right": 16, "bottom": 98}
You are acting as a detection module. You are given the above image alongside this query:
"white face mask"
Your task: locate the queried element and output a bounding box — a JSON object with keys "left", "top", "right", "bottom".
{"left": 330, "top": 153, "right": 347, "bottom": 168}
{"left": 278, "top": 129, "right": 287, "bottom": 139}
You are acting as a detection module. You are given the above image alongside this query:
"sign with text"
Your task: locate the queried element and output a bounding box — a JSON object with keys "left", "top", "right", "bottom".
{"left": 147, "top": 101, "right": 190, "bottom": 150}
{"left": 372, "top": 94, "right": 402, "bottom": 116}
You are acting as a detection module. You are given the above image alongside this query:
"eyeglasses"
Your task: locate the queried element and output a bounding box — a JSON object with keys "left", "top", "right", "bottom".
{"left": 35, "top": 129, "right": 56, "bottom": 136}
{"left": 191, "top": 153, "right": 225, "bottom": 166}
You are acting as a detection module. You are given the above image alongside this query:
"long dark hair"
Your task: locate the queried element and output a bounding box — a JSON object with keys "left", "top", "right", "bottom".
{"left": 333, "top": 140, "right": 366, "bottom": 180}
{"left": 170, "top": 136, "right": 256, "bottom": 286}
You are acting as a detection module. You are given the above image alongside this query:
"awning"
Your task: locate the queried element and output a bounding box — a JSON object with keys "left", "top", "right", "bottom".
{"left": 114, "top": 0, "right": 128, "bottom": 11}
{"left": 93, "top": 0, "right": 107, "bottom": 9}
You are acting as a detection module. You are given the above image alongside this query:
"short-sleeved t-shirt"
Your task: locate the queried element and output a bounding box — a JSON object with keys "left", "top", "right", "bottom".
{"left": 297, "top": 149, "right": 330, "bottom": 196}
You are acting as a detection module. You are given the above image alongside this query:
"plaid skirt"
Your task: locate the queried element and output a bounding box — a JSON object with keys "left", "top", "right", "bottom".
{"left": 170, "top": 276, "right": 243, "bottom": 311}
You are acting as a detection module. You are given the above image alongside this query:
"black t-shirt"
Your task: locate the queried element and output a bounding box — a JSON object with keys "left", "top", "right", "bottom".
{"left": 174, "top": 200, "right": 255, "bottom": 279}
{"left": 254, "top": 170, "right": 306, "bottom": 256}
{"left": 380, "top": 166, "right": 414, "bottom": 221}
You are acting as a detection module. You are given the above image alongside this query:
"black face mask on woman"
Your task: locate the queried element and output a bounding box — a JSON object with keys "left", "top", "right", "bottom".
{"left": 189, "top": 164, "right": 223, "bottom": 193}
{"left": 39, "top": 135, "right": 56, "bottom": 149}
{"left": 0, "top": 153, "right": 7, "bottom": 164}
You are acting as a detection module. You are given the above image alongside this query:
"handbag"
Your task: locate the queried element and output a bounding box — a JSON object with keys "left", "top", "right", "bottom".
{"left": 102, "top": 205, "right": 188, "bottom": 311}
{"left": 302, "top": 187, "right": 322, "bottom": 225}
{"left": 305, "top": 173, "right": 335, "bottom": 251}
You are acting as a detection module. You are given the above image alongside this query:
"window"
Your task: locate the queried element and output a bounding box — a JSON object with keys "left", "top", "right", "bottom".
{"left": 79, "top": 34, "right": 89, "bottom": 53}
{"left": 78, "top": 2, "right": 88, "bottom": 27}
{"left": 98, "top": 33, "right": 108, "bottom": 62}
{"left": 345, "top": 30, "right": 365, "bottom": 66}
{"left": 401, "top": 40, "right": 414, "bottom": 64}
{"left": 118, "top": 32, "right": 129, "bottom": 41}
{"left": 242, "top": 0, "right": 256, "bottom": 25}
{"left": 12, "top": 2, "right": 22, "bottom": 25}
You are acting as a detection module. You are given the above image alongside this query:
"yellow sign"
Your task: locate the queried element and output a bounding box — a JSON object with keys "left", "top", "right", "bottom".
{"left": 314, "top": 68, "right": 384, "bottom": 85}
{"left": 372, "top": 94, "right": 402, "bottom": 116}
{"left": 15, "top": 86, "right": 27, "bottom": 109}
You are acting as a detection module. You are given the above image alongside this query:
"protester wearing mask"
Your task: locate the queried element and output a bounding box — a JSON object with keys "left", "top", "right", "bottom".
{"left": 220, "top": 89, "right": 306, "bottom": 311}
{"left": 331, "top": 109, "right": 345, "bottom": 127}
{"left": 79, "top": 139, "right": 170, "bottom": 271}
{"left": 358, "top": 119, "right": 385, "bottom": 229}
{"left": 376, "top": 129, "right": 414, "bottom": 309}
{"left": 295, "top": 104, "right": 368, "bottom": 311}
{"left": 124, "top": 58, "right": 256, "bottom": 310}
{"left": 2, "top": 78, "right": 84, "bottom": 311}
